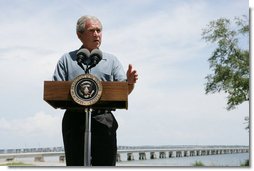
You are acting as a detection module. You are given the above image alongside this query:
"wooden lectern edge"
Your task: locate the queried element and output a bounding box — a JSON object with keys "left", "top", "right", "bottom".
{"left": 44, "top": 81, "right": 128, "bottom": 110}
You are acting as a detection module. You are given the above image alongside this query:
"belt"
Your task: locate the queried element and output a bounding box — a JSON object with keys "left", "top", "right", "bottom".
{"left": 92, "top": 109, "right": 114, "bottom": 115}
{"left": 67, "top": 108, "right": 114, "bottom": 115}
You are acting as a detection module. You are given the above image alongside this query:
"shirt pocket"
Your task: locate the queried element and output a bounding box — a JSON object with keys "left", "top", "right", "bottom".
{"left": 91, "top": 69, "right": 113, "bottom": 81}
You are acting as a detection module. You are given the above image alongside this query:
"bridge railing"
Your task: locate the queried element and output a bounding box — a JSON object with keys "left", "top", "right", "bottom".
{"left": 0, "top": 146, "right": 249, "bottom": 163}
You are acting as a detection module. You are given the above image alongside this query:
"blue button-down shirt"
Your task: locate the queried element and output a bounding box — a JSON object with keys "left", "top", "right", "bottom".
{"left": 53, "top": 49, "right": 126, "bottom": 82}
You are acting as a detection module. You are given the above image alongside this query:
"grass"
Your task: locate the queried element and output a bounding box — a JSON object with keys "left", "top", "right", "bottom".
{"left": 240, "top": 159, "right": 249, "bottom": 167}
{"left": 192, "top": 159, "right": 250, "bottom": 167}
{"left": 192, "top": 161, "right": 205, "bottom": 166}
{"left": 0, "top": 162, "right": 34, "bottom": 166}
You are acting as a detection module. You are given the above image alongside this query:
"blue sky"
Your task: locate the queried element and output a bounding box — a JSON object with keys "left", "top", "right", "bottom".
{"left": 0, "top": 0, "right": 250, "bottom": 149}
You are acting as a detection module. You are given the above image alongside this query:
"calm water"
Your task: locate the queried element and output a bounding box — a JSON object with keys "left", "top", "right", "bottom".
{"left": 1, "top": 153, "right": 249, "bottom": 167}
{"left": 116, "top": 153, "right": 249, "bottom": 167}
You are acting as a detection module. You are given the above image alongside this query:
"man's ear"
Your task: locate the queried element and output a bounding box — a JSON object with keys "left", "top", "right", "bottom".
{"left": 77, "top": 32, "right": 82, "bottom": 40}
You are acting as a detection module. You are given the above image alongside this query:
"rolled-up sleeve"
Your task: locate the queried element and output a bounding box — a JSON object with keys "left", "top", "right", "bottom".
{"left": 112, "top": 58, "right": 127, "bottom": 82}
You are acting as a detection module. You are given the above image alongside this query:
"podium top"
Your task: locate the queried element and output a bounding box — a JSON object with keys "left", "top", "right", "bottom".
{"left": 44, "top": 81, "right": 128, "bottom": 109}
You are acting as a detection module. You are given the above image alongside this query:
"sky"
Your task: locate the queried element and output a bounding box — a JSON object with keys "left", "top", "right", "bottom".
{"left": 0, "top": 0, "right": 250, "bottom": 149}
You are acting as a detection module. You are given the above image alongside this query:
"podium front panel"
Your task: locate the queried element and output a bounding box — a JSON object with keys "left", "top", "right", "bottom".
{"left": 44, "top": 81, "right": 128, "bottom": 109}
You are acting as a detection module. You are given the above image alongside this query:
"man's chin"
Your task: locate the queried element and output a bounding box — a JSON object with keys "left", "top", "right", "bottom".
{"left": 90, "top": 42, "right": 101, "bottom": 49}
{"left": 85, "top": 45, "right": 100, "bottom": 51}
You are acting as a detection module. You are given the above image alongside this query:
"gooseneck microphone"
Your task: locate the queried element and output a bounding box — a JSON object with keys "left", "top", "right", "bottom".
{"left": 88, "top": 49, "right": 102, "bottom": 69}
{"left": 76, "top": 48, "right": 102, "bottom": 73}
{"left": 76, "top": 48, "right": 91, "bottom": 71}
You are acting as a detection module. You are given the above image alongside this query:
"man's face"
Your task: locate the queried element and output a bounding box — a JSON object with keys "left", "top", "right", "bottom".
{"left": 78, "top": 19, "right": 102, "bottom": 51}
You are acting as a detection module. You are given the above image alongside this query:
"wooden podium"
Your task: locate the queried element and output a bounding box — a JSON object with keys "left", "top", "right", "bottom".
{"left": 44, "top": 80, "right": 128, "bottom": 166}
{"left": 44, "top": 81, "right": 128, "bottom": 109}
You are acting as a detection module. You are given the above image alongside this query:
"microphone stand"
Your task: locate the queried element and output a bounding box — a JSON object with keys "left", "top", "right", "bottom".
{"left": 83, "top": 64, "right": 92, "bottom": 166}
{"left": 84, "top": 107, "right": 92, "bottom": 166}
{"left": 78, "top": 55, "right": 101, "bottom": 166}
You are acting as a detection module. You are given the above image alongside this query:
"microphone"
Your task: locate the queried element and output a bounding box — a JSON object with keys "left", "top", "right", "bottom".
{"left": 77, "top": 48, "right": 91, "bottom": 65}
{"left": 76, "top": 48, "right": 102, "bottom": 73}
{"left": 89, "top": 49, "right": 102, "bottom": 68}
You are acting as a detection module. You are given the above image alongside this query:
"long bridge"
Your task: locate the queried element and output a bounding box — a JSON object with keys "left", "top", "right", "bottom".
{"left": 0, "top": 145, "right": 249, "bottom": 163}
{"left": 116, "top": 145, "right": 249, "bottom": 161}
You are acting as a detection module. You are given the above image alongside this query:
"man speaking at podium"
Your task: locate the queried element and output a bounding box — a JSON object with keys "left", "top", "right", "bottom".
{"left": 52, "top": 15, "right": 138, "bottom": 166}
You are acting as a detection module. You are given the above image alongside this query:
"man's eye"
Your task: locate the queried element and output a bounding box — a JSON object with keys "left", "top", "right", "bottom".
{"left": 89, "top": 29, "right": 101, "bottom": 33}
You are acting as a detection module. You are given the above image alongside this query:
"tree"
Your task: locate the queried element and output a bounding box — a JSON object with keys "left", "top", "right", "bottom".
{"left": 202, "top": 16, "right": 249, "bottom": 110}
{"left": 202, "top": 16, "right": 249, "bottom": 129}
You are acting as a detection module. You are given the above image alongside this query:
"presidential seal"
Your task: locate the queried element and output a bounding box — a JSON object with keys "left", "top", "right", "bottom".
{"left": 70, "top": 74, "right": 103, "bottom": 106}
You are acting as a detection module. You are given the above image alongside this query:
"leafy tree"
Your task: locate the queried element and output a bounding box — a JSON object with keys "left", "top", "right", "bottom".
{"left": 202, "top": 16, "right": 249, "bottom": 130}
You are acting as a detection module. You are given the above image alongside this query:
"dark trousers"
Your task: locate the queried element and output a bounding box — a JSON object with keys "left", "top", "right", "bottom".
{"left": 62, "top": 110, "right": 118, "bottom": 166}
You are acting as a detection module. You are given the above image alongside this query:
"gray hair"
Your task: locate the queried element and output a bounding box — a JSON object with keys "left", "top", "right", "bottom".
{"left": 76, "top": 15, "right": 102, "bottom": 33}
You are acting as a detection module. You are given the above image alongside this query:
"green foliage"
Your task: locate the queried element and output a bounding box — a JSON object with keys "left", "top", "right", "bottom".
{"left": 193, "top": 161, "right": 205, "bottom": 166}
{"left": 202, "top": 16, "right": 249, "bottom": 110}
{"left": 240, "top": 159, "right": 249, "bottom": 167}
{"left": 244, "top": 116, "right": 249, "bottom": 130}
{"left": 0, "top": 162, "right": 33, "bottom": 166}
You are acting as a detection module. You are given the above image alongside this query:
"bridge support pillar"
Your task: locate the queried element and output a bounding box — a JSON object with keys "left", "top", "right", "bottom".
{"left": 159, "top": 152, "right": 166, "bottom": 158}
{"left": 189, "top": 151, "right": 195, "bottom": 156}
{"left": 116, "top": 153, "right": 121, "bottom": 162}
{"left": 196, "top": 150, "right": 201, "bottom": 156}
{"left": 127, "top": 153, "right": 134, "bottom": 161}
{"left": 168, "top": 151, "right": 173, "bottom": 158}
{"left": 184, "top": 151, "right": 190, "bottom": 157}
{"left": 59, "top": 155, "right": 65, "bottom": 162}
{"left": 150, "top": 152, "right": 157, "bottom": 159}
{"left": 34, "top": 155, "right": 45, "bottom": 162}
{"left": 171, "top": 151, "right": 176, "bottom": 157}
{"left": 139, "top": 152, "right": 146, "bottom": 160}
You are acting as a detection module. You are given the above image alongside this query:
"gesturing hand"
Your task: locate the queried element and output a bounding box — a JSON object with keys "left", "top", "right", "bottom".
{"left": 127, "top": 64, "right": 138, "bottom": 84}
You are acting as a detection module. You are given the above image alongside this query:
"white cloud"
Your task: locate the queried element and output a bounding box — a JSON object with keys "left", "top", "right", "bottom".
{"left": 0, "top": 111, "right": 63, "bottom": 148}
{"left": 0, "top": 111, "right": 61, "bottom": 136}
{"left": 116, "top": 90, "right": 249, "bottom": 145}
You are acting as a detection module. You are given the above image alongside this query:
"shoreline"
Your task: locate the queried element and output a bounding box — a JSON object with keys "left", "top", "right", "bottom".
{"left": 0, "top": 153, "right": 249, "bottom": 167}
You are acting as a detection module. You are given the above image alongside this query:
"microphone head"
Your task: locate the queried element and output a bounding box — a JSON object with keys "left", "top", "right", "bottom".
{"left": 76, "top": 48, "right": 91, "bottom": 65}
{"left": 90, "top": 49, "right": 102, "bottom": 65}
{"left": 77, "top": 48, "right": 90, "bottom": 57}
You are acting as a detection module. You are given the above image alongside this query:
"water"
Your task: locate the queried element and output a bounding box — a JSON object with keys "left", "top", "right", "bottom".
{"left": 1, "top": 153, "right": 249, "bottom": 166}
{"left": 116, "top": 153, "right": 249, "bottom": 167}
